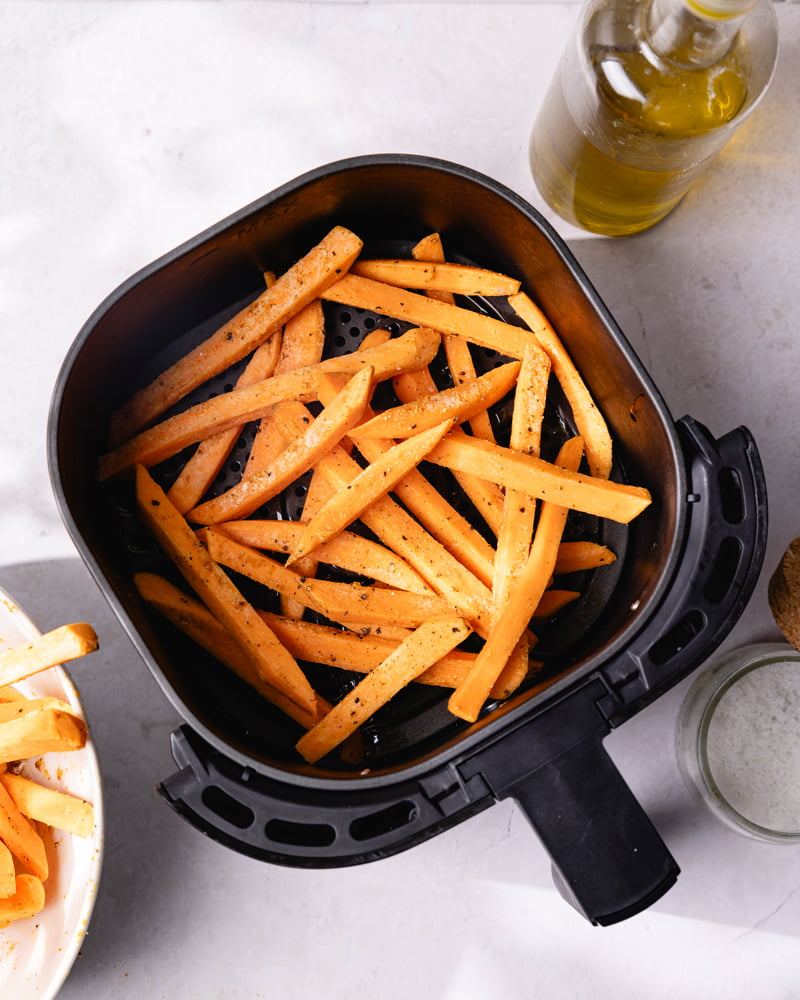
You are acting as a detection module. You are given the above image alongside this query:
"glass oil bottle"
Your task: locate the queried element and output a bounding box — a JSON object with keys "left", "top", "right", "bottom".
{"left": 529, "top": 0, "right": 779, "bottom": 237}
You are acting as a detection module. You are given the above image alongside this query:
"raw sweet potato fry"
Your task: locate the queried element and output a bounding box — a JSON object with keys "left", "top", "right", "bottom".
{"left": 270, "top": 406, "right": 493, "bottom": 633}
{"left": 135, "top": 465, "right": 318, "bottom": 723}
{"left": 390, "top": 367, "right": 506, "bottom": 537}
{"left": 554, "top": 541, "right": 617, "bottom": 575}
{"left": 97, "top": 326, "right": 441, "bottom": 479}
{"left": 166, "top": 327, "right": 282, "bottom": 514}
{"left": 109, "top": 225, "right": 364, "bottom": 445}
{"left": 205, "top": 530, "right": 458, "bottom": 629}
{"left": 350, "top": 258, "right": 521, "bottom": 296}
{"left": 216, "top": 520, "right": 435, "bottom": 595}
{"left": 426, "top": 432, "right": 651, "bottom": 524}
{"left": 137, "top": 576, "right": 453, "bottom": 682}
{"left": 102, "top": 225, "right": 656, "bottom": 765}
{"left": 322, "top": 273, "right": 541, "bottom": 360}
{"left": 187, "top": 365, "right": 375, "bottom": 524}
{"left": 0, "top": 623, "right": 98, "bottom": 688}
{"left": 532, "top": 589, "right": 580, "bottom": 619}
{"left": 318, "top": 369, "right": 497, "bottom": 584}
{"left": 345, "top": 433, "right": 498, "bottom": 586}
{"left": 287, "top": 421, "right": 453, "bottom": 566}
{"left": 281, "top": 463, "right": 336, "bottom": 619}
{"left": 268, "top": 298, "right": 327, "bottom": 373}
{"left": 353, "top": 360, "right": 520, "bottom": 439}
{"left": 296, "top": 615, "right": 472, "bottom": 763}
{"left": 1, "top": 772, "right": 94, "bottom": 839}
{"left": 449, "top": 436, "right": 585, "bottom": 722}
{"left": 491, "top": 634, "right": 540, "bottom": 701}
{"left": 261, "top": 613, "right": 479, "bottom": 687}
{"left": 0, "top": 874, "right": 45, "bottom": 927}
{"left": 509, "top": 291, "right": 613, "bottom": 479}
{"left": 0, "top": 779, "right": 48, "bottom": 881}
{"left": 493, "top": 341, "right": 552, "bottom": 620}
{"left": 133, "top": 572, "right": 328, "bottom": 728}
{"left": 244, "top": 298, "right": 327, "bottom": 479}
{"left": 411, "top": 233, "right": 496, "bottom": 445}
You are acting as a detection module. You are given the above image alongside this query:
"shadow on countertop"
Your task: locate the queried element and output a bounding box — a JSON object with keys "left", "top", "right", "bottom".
{"left": 2, "top": 553, "right": 799, "bottom": 999}
{"left": 0, "top": 557, "right": 196, "bottom": 993}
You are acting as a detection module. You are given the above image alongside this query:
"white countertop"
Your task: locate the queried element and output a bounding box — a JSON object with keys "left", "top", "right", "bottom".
{"left": 2, "top": 1, "right": 800, "bottom": 997}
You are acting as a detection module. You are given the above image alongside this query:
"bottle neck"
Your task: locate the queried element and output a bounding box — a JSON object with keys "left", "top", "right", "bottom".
{"left": 645, "top": 0, "right": 756, "bottom": 66}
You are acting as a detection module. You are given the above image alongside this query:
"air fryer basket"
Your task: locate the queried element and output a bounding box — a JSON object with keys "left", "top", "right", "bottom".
{"left": 48, "top": 155, "right": 767, "bottom": 925}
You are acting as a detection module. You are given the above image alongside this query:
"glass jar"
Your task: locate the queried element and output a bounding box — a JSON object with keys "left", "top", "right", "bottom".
{"left": 676, "top": 642, "right": 800, "bottom": 842}
{"left": 529, "top": 0, "right": 779, "bottom": 236}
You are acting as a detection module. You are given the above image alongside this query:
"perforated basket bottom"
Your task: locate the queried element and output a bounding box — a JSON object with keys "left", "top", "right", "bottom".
{"left": 100, "top": 254, "right": 628, "bottom": 773}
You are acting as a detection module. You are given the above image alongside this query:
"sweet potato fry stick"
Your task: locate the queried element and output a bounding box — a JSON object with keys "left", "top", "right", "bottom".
{"left": 493, "top": 341, "right": 552, "bottom": 620}
{"left": 296, "top": 615, "right": 472, "bottom": 763}
{"left": 1, "top": 772, "right": 94, "bottom": 839}
{"left": 135, "top": 466, "right": 317, "bottom": 723}
{"left": 0, "top": 623, "right": 98, "bottom": 688}
{"left": 109, "top": 226, "right": 363, "bottom": 445}
{"left": 287, "top": 421, "right": 453, "bottom": 566}
{"left": 319, "top": 367, "right": 497, "bottom": 584}
{"left": 0, "top": 840, "right": 14, "bottom": 899}
{"left": 295, "top": 582, "right": 456, "bottom": 631}
{"left": 532, "top": 589, "right": 580, "bottom": 619}
{"left": 509, "top": 291, "right": 613, "bottom": 479}
{"left": 426, "top": 432, "right": 651, "bottom": 524}
{"left": 0, "top": 697, "right": 74, "bottom": 726}
{"left": 555, "top": 541, "right": 617, "bottom": 575}
{"left": 97, "top": 326, "right": 441, "bottom": 479}
{"left": 244, "top": 298, "right": 327, "bottom": 479}
{"left": 0, "top": 707, "right": 87, "bottom": 763}
{"left": 322, "top": 273, "right": 541, "bottom": 360}
{"left": 390, "top": 368, "right": 505, "bottom": 537}
{"left": 216, "top": 520, "right": 435, "bottom": 594}
{"left": 269, "top": 298, "right": 327, "bottom": 373}
{"left": 347, "top": 435, "right": 497, "bottom": 585}
{"left": 412, "top": 233, "right": 495, "bottom": 444}
{"left": 381, "top": 462, "right": 497, "bottom": 586}
{"left": 449, "top": 436, "right": 584, "bottom": 722}
{"left": 0, "top": 780, "right": 48, "bottom": 881}
{"left": 491, "top": 634, "right": 538, "bottom": 701}
{"left": 133, "top": 573, "right": 328, "bottom": 728}
{"left": 269, "top": 408, "right": 493, "bottom": 633}
{"left": 206, "top": 531, "right": 457, "bottom": 629}
{"left": 353, "top": 361, "right": 520, "bottom": 439}
{"left": 136, "top": 573, "right": 467, "bottom": 688}
{"left": 187, "top": 365, "right": 375, "bottom": 524}
{"left": 350, "top": 259, "right": 521, "bottom": 296}
{"left": 166, "top": 328, "right": 282, "bottom": 514}
{"left": 261, "top": 613, "right": 478, "bottom": 687}
{"left": 0, "top": 687, "right": 26, "bottom": 704}
{"left": 0, "top": 874, "right": 45, "bottom": 927}
{"left": 280, "top": 462, "right": 333, "bottom": 619}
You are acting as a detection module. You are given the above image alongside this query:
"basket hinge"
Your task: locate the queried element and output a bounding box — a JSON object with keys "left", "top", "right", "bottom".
{"left": 418, "top": 764, "right": 492, "bottom": 818}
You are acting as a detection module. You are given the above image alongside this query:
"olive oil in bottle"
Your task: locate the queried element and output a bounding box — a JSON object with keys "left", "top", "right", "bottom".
{"left": 530, "top": 0, "right": 779, "bottom": 237}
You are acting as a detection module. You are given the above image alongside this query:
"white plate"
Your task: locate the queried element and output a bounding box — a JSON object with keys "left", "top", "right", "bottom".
{"left": 0, "top": 586, "right": 103, "bottom": 999}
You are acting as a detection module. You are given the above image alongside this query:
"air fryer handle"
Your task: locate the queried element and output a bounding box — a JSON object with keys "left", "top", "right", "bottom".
{"left": 504, "top": 735, "right": 678, "bottom": 926}
{"left": 598, "top": 416, "right": 768, "bottom": 721}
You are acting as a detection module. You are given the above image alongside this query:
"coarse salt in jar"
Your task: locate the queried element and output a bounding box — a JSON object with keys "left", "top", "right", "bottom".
{"left": 676, "top": 643, "right": 800, "bottom": 842}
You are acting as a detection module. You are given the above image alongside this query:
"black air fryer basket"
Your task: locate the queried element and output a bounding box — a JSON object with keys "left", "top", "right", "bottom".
{"left": 48, "top": 155, "right": 767, "bottom": 925}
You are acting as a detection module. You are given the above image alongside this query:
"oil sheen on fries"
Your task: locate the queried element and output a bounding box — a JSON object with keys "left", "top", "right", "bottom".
{"left": 103, "top": 226, "right": 653, "bottom": 765}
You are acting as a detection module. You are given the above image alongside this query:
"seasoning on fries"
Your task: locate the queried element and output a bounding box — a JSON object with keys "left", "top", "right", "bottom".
{"left": 0, "top": 623, "right": 98, "bottom": 930}
{"left": 103, "top": 225, "right": 653, "bottom": 763}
